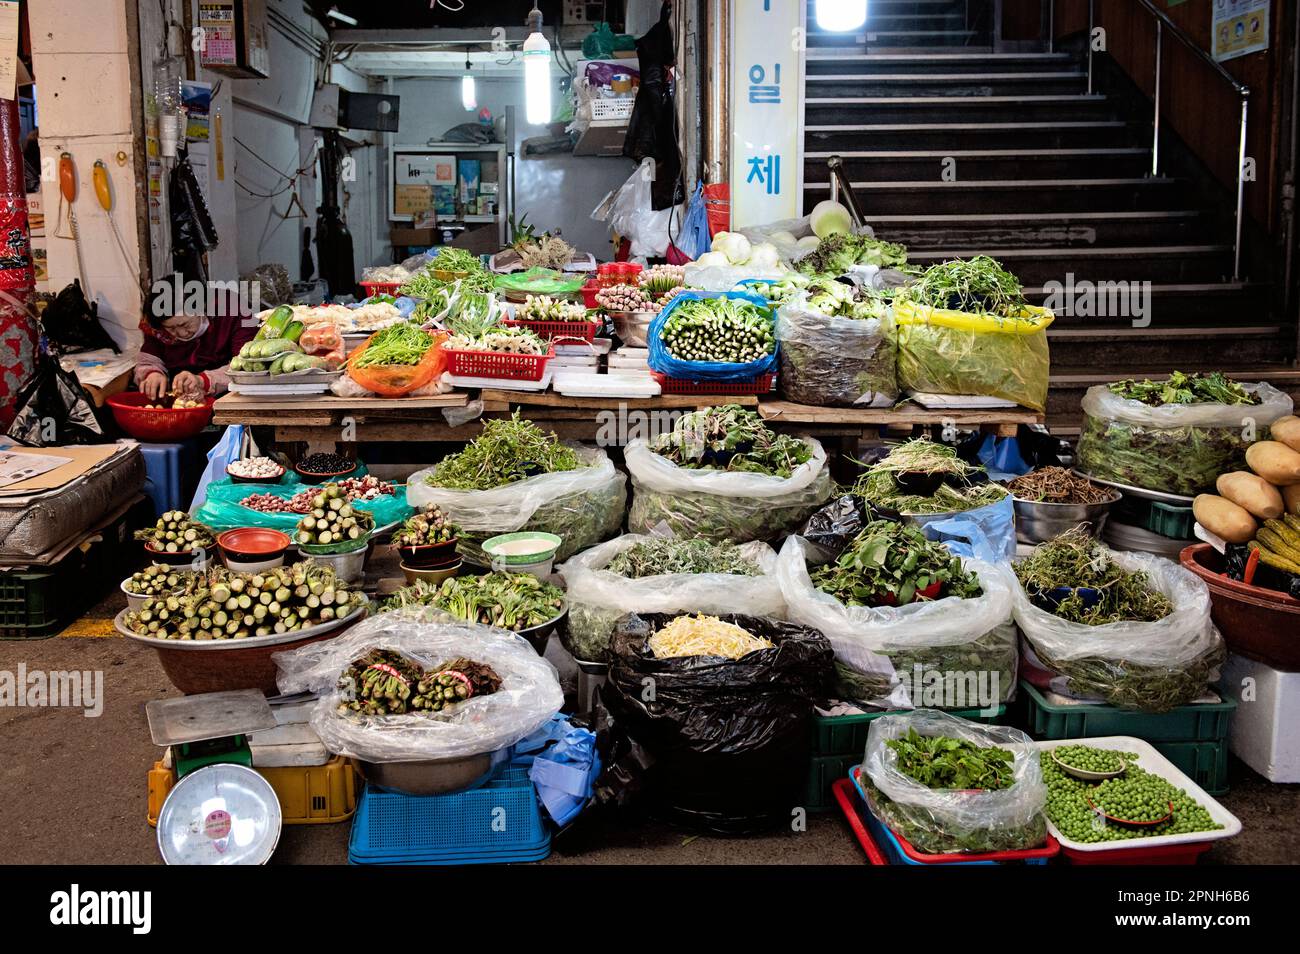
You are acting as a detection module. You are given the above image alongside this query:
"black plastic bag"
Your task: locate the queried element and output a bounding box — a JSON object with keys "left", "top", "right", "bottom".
{"left": 600, "top": 611, "right": 833, "bottom": 834}
{"left": 40, "top": 280, "right": 119, "bottom": 354}
{"left": 1225, "top": 542, "right": 1300, "bottom": 599}
{"left": 5, "top": 350, "right": 108, "bottom": 445}
{"left": 799, "top": 494, "right": 889, "bottom": 563}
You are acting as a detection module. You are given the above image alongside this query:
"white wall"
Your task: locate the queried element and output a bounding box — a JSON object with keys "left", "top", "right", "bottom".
{"left": 392, "top": 75, "right": 636, "bottom": 256}
{"left": 30, "top": 0, "right": 146, "bottom": 350}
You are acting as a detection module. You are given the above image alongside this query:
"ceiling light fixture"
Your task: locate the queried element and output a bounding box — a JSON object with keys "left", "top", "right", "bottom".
{"left": 325, "top": 6, "right": 358, "bottom": 26}
{"left": 815, "top": 0, "right": 867, "bottom": 32}
{"left": 522, "top": 4, "right": 552, "bottom": 126}
{"left": 462, "top": 51, "right": 477, "bottom": 111}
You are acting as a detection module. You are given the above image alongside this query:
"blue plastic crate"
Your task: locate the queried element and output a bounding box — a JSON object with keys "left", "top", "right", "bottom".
{"left": 139, "top": 442, "right": 189, "bottom": 517}
{"left": 348, "top": 762, "right": 550, "bottom": 865}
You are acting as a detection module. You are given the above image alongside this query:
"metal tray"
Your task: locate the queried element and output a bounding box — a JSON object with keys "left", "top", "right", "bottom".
{"left": 1072, "top": 471, "right": 1195, "bottom": 505}
{"left": 229, "top": 368, "right": 344, "bottom": 384}
{"left": 114, "top": 597, "right": 368, "bottom": 651}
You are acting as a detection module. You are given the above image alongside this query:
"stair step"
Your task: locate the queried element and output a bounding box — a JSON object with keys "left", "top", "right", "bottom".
{"left": 806, "top": 120, "right": 1139, "bottom": 151}
{"left": 806, "top": 72, "right": 1087, "bottom": 97}
{"left": 810, "top": 31, "right": 987, "bottom": 49}
{"left": 865, "top": 210, "right": 1211, "bottom": 248}
{"left": 805, "top": 51, "right": 1078, "bottom": 76}
{"left": 907, "top": 244, "right": 1233, "bottom": 285}
{"left": 806, "top": 177, "right": 1185, "bottom": 214}
{"left": 1025, "top": 282, "right": 1271, "bottom": 325}
{"left": 805, "top": 147, "right": 1150, "bottom": 181}
{"left": 805, "top": 94, "right": 1114, "bottom": 124}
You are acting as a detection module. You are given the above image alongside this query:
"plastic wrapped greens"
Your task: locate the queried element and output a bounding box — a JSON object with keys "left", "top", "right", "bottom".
{"left": 272, "top": 612, "right": 563, "bottom": 763}
{"left": 625, "top": 417, "right": 833, "bottom": 543}
{"left": 408, "top": 444, "right": 626, "bottom": 566}
{"left": 893, "top": 299, "right": 1053, "bottom": 412}
{"left": 557, "top": 535, "right": 783, "bottom": 663}
{"left": 859, "top": 710, "right": 1047, "bottom": 854}
{"left": 1012, "top": 542, "right": 1225, "bottom": 712}
{"left": 776, "top": 294, "right": 898, "bottom": 407}
{"left": 777, "top": 534, "right": 1017, "bottom": 709}
{"left": 1075, "top": 380, "right": 1293, "bottom": 496}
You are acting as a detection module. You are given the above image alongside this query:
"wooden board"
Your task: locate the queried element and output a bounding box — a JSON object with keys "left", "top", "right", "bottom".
{"left": 213, "top": 391, "right": 470, "bottom": 426}
{"left": 757, "top": 399, "right": 1043, "bottom": 427}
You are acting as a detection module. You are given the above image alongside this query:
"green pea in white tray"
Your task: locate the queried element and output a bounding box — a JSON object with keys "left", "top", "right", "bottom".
{"left": 1031, "top": 737, "right": 1241, "bottom": 853}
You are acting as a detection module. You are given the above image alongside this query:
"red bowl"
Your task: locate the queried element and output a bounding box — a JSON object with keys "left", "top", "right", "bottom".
{"left": 107, "top": 392, "right": 214, "bottom": 442}
{"left": 217, "top": 528, "right": 292, "bottom": 563}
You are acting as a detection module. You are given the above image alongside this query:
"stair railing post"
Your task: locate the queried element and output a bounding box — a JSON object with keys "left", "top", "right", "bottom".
{"left": 1234, "top": 93, "right": 1250, "bottom": 282}
{"left": 1152, "top": 20, "right": 1163, "bottom": 177}
{"left": 1086, "top": 0, "right": 1095, "bottom": 94}
{"left": 1047, "top": 0, "right": 1054, "bottom": 54}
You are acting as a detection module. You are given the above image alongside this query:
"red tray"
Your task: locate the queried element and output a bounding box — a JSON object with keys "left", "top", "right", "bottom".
{"left": 359, "top": 281, "right": 403, "bottom": 297}
{"left": 651, "top": 372, "right": 776, "bottom": 396}
{"left": 1060, "top": 841, "right": 1213, "bottom": 865}
{"left": 832, "top": 778, "right": 889, "bottom": 865}
{"left": 501, "top": 318, "right": 598, "bottom": 342}
{"left": 443, "top": 345, "right": 554, "bottom": 381}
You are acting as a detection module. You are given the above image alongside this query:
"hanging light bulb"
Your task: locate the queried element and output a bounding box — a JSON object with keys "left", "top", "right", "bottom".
{"left": 462, "top": 52, "right": 476, "bottom": 111}
{"left": 522, "top": 5, "right": 552, "bottom": 125}
{"left": 815, "top": 0, "right": 868, "bottom": 32}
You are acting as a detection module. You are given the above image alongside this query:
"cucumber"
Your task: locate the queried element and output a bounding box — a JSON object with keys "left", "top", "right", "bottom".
{"left": 283, "top": 320, "right": 305, "bottom": 343}
{"left": 269, "top": 354, "right": 290, "bottom": 375}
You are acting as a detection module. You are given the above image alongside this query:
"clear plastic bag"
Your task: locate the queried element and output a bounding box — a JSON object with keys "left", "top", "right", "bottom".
{"left": 1075, "top": 382, "right": 1294, "bottom": 496}
{"left": 407, "top": 445, "right": 627, "bottom": 565}
{"left": 777, "top": 536, "right": 1017, "bottom": 709}
{"left": 776, "top": 295, "right": 897, "bottom": 407}
{"left": 594, "top": 158, "right": 684, "bottom": 259}
{"left": 860, "top": 709, "right": 1047, "bottom": 854}
{"left": 1011, "top": 547, "right": 1225, "bottom": 712}
{"left": 272, "top": 611, "right": 563, "bottom": 763}
{"left": 556, "top": 534, "right": 783, "bottom": 663}
{"left": 625, "top": 437, "right": 832, "bottom": 543}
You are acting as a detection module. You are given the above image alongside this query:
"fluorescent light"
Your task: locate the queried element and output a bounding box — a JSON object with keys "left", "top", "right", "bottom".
{"left": 522, "top": 23, "right": 552, "bottom": 125}
{"left": 326, "top": 6, "right": 358, "bottom": 26}
{"left": 462, "top": 75, "right": 476, "bottom": 111}
{"left": 815, "top": 0, "right": 867, "bottom": 32}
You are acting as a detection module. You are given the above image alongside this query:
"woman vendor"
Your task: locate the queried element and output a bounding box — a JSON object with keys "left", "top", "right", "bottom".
{"left": 133, "top": 282, "right": 257, "bottom": 401}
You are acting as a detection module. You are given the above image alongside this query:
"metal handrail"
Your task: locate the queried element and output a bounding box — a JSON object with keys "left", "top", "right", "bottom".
{"left": 827, "top": 156, "right": 867, "bottom": 228}
{"left": 1071, "top": 0, "right": 1251, "bottom": 281}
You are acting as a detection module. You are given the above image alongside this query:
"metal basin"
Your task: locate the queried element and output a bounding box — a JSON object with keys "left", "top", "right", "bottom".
{"left": 1012, "top": 491, "right": 1122, "bottom": 545}
{"left": 357, "top": 746, "right": 511, "bottom": 797}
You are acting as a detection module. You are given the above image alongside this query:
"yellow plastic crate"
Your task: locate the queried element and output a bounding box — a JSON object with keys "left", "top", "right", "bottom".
{"left": 148, "top": 755, "right": 360, "bottom": 827}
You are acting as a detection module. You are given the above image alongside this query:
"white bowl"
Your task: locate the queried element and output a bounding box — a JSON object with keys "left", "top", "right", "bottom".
{"left": 223, "top": 554, "right": 287, "bottom": 574}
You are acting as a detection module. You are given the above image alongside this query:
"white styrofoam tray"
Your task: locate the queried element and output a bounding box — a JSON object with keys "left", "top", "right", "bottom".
{"left": 555, "top": 337, "right": 612, "bottom": 356}
{"left": 445, "top": 370, "right": 554, "bottom": 392}
{"left": 230, "top": 382, "right": 333, "bottom": 395}
{"left": 1031, "top": 737, "right": 1241, "bottom": 853}
{"left": 552, "top": 371, "right": 661, "bottom": 399}
{"left": 908, "top": 391, "right": 1019, "bottom": 409}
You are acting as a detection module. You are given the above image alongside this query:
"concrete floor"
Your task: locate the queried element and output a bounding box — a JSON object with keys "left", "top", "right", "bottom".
{"left": 1, "top": 591, "right": 1296, "bottom": 865}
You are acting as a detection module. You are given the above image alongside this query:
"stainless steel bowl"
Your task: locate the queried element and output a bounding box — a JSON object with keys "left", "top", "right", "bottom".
{"left": 357, "top": 746, "right": 511, "bottom": 797}
{"left": 611, "top": 311, "right": 655, "bottom": 347}
{"left": 1012, "top": 491, "right": 1122, "bottom": 545}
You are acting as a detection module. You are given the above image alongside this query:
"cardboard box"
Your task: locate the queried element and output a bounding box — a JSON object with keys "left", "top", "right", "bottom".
{"left": 394, "top": 183, "right": 433, "bottom": 217}
{"left": 451, "top": 225, "right": 500, "bottom": 255}
{"left": 1219, "top": 654, "right": 1300, "bottom": 783}
{"left": 458, "top": 159, "right": 481, "bottom": 205}
{"left": 390, "top": 228, "right": 439, "bottom": 247}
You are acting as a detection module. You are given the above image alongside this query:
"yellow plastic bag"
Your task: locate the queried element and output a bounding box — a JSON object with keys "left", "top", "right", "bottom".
{"left": 894, "top": 300, "right": 1054, "bottom": 412}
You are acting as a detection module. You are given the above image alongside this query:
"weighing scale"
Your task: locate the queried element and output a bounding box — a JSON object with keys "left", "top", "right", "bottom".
{"left": 146, "top": 691, "right": 284, "bottom": 865}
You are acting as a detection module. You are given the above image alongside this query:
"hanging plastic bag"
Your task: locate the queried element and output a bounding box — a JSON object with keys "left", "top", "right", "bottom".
{"left": 595, "top": 158, "right": 683, "bottom": 259}
{"left": 556, "top": 534, "right": 784, "bottom": 663}
{"left": 859, "top": 710, "right": 1047, "bottom": 854}
{"left": 776, "top": 294, "right": 897, "bottom": 407}
{"left": 625, "top": 436, "right": 832, "bottom": 543}
{"left": 188, "top": 425, "right": 248, "bottom": 513}
{"left": 272, "top": 612, "right": 563, "bottom": 763}
{"left": 966, "top": 433, "right": 1032, "bottom": 481}
{"left": 1012, "top": 547, "right": 1225, "bottom": 712}
{"left": 678, "top": 181, "right": 711, "bottom": 261}
{"left": 777, "top": 536, "right": 1017, "bottom": 709}
{"left": 1075, "top": 382, "right": 1293, "bottom": 496}
{"left": 408, "top": 445, "right": 627, "bottom": 566}
{"left": 5, "top": 351, "right": 107, "bottom": 446}
{"left": 601, "top": 611, "right": 833, "bottom": 834}
{"left": 646, "top": 290, "right": 778, "bottom": 382}
{"left": 894, "top": 299, "right": 1054, "bottom": 412}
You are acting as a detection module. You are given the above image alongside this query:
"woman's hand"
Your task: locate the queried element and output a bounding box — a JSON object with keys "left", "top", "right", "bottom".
{"left": 172, "top": 371, "right": 206, "bottom": 399}
{"left": 141, "top": 371, "right": 169, "bottom": 401}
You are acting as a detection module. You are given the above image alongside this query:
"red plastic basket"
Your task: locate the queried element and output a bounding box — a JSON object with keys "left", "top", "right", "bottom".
{"left": 359, "top": 281, "right": 403, "bottom": 297}
{"left": 581, "top": 281, "right": 601, "bottom": 309}
{"left": 443, "top": 344, "right": 555, "bottom": 381}
{"left": 106, "top": 393, "right": 215, "bottom": 441}
{"left": 651, "top": 372, "right": 776, "bottom": 395}
{"left": 501, "top": 318, "right": 598, "bottom": 342}
{"left": 832, "top": 778, "right": 890, "bottom": 865}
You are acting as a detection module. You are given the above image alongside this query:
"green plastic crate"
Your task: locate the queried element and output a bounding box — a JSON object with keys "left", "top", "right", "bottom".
{"left": 1113, "top": 496, "right": 1195, "bottom": 540}
{"left": 1158, "top": 740, "right": 1230, "bottom": 797}
{"left": 813, "top": 704, "right": 1007, "bottom": 757}
{"left": 0, "top": 569, "right": 71, "bottom": 638}
{"left": 1019, "top": 681, "right": 1235, "bottom": 743}
{"left": 805, "top": 754, "right": 860, "bottom": 813}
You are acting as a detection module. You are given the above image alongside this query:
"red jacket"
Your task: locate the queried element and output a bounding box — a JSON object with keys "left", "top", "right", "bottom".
{"left": 135, "top": 315, "right": 257, "bottom": 395}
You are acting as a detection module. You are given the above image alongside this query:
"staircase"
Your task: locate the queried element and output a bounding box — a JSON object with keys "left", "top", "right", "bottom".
{"left": 802, "top": 0, "right": 1299, "bottom": 429}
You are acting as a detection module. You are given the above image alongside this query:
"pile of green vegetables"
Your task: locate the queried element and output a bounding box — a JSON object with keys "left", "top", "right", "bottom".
{"left": 1014, "top": 527, "right": 1173, "bottom": 625}
{"left": 900, "top": 256, "right": 1029, "bottom": 320}
{"left": 427, "top": 414, "right": 579, "bottom": 490}
{"left": 378, "top": 572, "right": 565, "bottom": 631}
{"left": 604, "top": 537, "right": 762, "bottom": 578}
{"left": 660, "top": 297, "right": 775, "bottom": 364}
{"left": 887, "top": 728, "right": 1015, "bottom": 791}
{"left": 350, "top": 323, "right": 435, "bottom": 368}
{"left": 796, "top": 232, "right": 908, "bottom": 275}
{"left": 1043, "top": 746, "right": 1223, "bottom": 842}
{"left": 445, "top": 325, "right": 548, "bottom": 356}
{"left": 1108, "top": 371, "right": 1260, "bottom": 408}
{"left": 853, "top": 440, "right": 1009, "bottom": 515}
{"left": 399, "top": 248, "right": 494, "bottom": 297}
{"left": 650, "top": 405, "right": 811, "bottom": 477}
{"left": 811, "top": 519, "right": 982, "bottom": 608}
{"left": 336, "top": 648, "right": 503, "bottom": 718}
